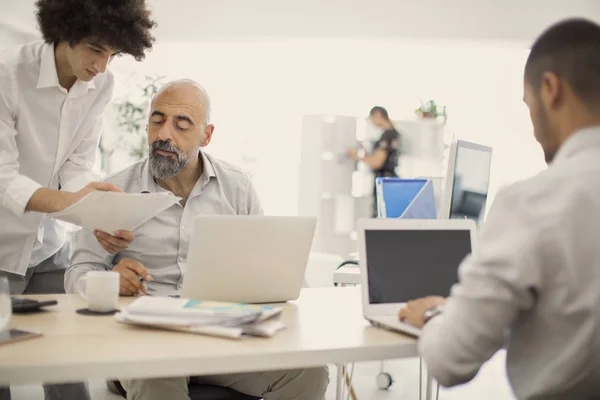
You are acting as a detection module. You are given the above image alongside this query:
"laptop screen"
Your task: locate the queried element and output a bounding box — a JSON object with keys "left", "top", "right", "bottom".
{"left": 449, "top": 141, "right": 492, "bottom": 221}
{"left": 365, "top": 229, "right": 472, "bottom": 304}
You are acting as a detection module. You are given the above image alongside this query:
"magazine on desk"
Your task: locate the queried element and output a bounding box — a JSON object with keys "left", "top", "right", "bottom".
{"left": 115, "top": 296, "right": 286, "bottom": 339}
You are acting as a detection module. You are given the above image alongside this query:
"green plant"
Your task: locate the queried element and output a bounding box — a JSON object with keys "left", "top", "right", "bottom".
{"left": 98, "top": 74, "right": 165, "bottom": 172}
{"left": 415, "top": 99, "right": 448, "bottom": 124}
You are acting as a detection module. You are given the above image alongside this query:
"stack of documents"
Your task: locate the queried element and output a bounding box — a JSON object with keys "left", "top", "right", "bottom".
{"left": 51, "top": 191, "right": 181, "bottom": 233}
{"left": 115, "top": 296, "right": 286, "bottom": 339}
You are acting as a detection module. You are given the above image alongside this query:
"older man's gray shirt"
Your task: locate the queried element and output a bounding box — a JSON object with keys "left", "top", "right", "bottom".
{"left": 419, "top": 127, "right": 600, "bottom": 400}
{"left": 65, "top": 152, "right": 263, "bottom": 296}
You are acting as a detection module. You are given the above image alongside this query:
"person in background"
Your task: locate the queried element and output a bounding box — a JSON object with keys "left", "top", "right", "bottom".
{"left": 348, "top": 106, "right": 400, "bottom": 216}
{"left": 400, "top": 18, "right": 600, "bottom": 399}
{"left": 65, "top": 79, "right": 329, "bottom": 400}
{"left": 0, "top": 1, "right": 156, "bottom": 399}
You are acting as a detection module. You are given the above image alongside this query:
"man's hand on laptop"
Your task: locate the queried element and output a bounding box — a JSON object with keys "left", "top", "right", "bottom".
{"left": 399, "top": 296, "right": 446, "bottom": 329}
{"left": 94, "top": 230, "right": 134, "bottom": 254}
{"left": 113, "top": 259, "right": 152, "bottom": 296}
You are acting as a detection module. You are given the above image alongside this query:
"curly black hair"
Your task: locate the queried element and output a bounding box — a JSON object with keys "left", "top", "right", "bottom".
{"left": 36, "top": 0, "right": 156, "bottom": 61}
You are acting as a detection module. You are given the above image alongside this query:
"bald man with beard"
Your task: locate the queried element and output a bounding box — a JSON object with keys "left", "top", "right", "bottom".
{"left": 65, "top": 80, "right": 329, "bottom": 400}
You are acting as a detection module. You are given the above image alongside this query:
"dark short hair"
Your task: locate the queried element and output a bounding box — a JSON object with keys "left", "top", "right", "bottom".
{"left": 36, "top": 0, "right": 156, "bottom": 61}
{"left": 525, "top": 18, "right": 600, "bottom": 107}
{"left": 370, "top": 106, "right": 390, "bottom": 120}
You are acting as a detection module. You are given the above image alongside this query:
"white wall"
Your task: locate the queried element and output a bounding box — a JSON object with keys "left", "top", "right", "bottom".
{"left": 151, "top": 0, "right": 600, "bottom": 42}
{"left": 0, "top": 21, "right": 37, "bottom": 50}
{"left": 102, "top": 39, "right": 545, "bottom": 216}
{"left": 3, "top": 0, "right": 599, "bottom": 43}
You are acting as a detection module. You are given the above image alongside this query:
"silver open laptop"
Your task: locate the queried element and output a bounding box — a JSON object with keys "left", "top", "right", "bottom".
{"left": 182, "top": 215, "right": 316, "bottom": 303}
{"left": 357, "top": 219, "right": 477, "bottom": 336}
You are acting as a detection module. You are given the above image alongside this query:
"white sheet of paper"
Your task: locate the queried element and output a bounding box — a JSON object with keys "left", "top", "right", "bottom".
{"left": 50, "top": 191, "right": 181, "bottom": 233}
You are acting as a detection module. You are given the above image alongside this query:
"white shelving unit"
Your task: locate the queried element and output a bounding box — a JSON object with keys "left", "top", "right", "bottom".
{"left": 394, "top": 119, "right": 448, "bottom": 215}
{"left": 298, "top": 115, "right": 365, "bottom": 259}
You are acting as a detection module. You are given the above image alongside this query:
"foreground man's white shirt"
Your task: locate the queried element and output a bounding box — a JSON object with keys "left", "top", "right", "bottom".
{"left": 0, "top": 41, "right": 113, "bottom": 275}
{"left": 420, "top": 126, "right": 600, "bottom": 399}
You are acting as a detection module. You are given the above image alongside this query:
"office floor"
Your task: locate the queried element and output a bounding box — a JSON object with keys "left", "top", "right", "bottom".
{"left": 10, "top": 350, "right": 514, "bottom": 400}
{"left": 326, "top": 351, "right": 515, "bottom": 400}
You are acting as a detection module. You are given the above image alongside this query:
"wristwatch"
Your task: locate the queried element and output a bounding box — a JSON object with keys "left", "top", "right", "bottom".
{"left": 422, "top": 305, "right": 444, "bottom": 325}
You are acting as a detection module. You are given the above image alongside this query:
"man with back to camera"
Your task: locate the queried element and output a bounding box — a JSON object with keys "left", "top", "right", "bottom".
{"left": 0, "top": 0, "right": 156, "bottom": 399}
{"left": 399, "top": 18, "right": 600, "bottom": 399}
{"left": 65, "top": 79, "right": 330, "bottom": 400}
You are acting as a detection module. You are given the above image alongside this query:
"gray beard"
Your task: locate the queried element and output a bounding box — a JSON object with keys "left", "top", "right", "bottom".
{"left": 149, "top": 151, "right": 193, "bottom": 180}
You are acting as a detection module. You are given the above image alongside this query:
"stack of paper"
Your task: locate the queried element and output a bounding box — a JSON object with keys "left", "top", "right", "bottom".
{"left": 115, "top": 296, "right": 286, "bottom": 339}
{"left": 51, "top": 191, "right": 181, "bottom": 233}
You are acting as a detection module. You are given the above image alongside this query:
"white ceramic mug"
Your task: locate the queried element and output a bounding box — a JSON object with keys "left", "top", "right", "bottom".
{"left": 85, "top": 271, "right": 119, "bottom": 312}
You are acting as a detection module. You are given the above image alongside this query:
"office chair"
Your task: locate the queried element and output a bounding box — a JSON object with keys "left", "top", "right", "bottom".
{"left": 333, "top": 260, "right": 358, "bottom": 287}
{"left": 108, "top": 380, "right": 262, "bottom": 400}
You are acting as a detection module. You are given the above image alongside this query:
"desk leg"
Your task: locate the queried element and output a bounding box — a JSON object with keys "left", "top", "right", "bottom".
{"left": 425, "top": 366, "right": 433, "bottom": 400}
{"left": 419, "top": 357, "right": 422, "bottom": 400}
{"left": 336, "top": 364, "right": 343, "bottom": 400}
{"left": 342, "top": 364, "right": 358, "bottom": 400}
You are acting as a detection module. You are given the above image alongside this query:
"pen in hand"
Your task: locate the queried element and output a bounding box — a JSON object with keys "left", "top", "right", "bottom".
{"left": 138, "top": 275, "right": 154, "bottom": 295}
{"left": 113, "top": 259, "right": 152, "bottom": 297}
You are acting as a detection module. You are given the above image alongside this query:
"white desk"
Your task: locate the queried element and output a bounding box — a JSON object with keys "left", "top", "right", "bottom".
{"left": 334, "top": 266, "right": 361, "bottom": 286}
{"left": 0, "top": 288, "right": 427, "bottom": 398}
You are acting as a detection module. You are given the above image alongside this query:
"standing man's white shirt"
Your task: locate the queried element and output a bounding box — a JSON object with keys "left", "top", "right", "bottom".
{"left": 0, "top": 41, "right": 113, "bottom": 276}
{"left": 419, "top": 127, "right": 600, "bottom": 399}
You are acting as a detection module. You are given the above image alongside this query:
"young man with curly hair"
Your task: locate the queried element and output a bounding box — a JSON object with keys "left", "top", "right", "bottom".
{"left": 0, "top": 1, "right": 156, "bottom": 399}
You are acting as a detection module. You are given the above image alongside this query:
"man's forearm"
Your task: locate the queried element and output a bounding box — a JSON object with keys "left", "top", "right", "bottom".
{"left": 418, "top": 295, "right": 515, "bottom": 388}
{"left": 364, "top": 149, "right": 387, "bottom": 170}
{"left": 363, "top": 155, "right": 378, "bottom": 169}
{"left": 26, "top": 187, "right": 74, "bottom": 213}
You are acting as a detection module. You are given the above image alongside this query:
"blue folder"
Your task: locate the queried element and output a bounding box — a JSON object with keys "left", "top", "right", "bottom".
{"left": 375, "top": 178, "right": 437, "bottom": 219}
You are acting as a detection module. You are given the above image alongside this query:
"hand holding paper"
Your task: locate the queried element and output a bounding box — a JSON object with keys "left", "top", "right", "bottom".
{"left": 94, "top": 230, "right": 135, "bottom": 254}
{"left": 51, "top": 190, "right": 181, "bottom": 234}
{"left": 68, "top": 181, "right": 124, "bottom": 207}
{"left": 26, "top": 181, "right": 123, "bottom": 214}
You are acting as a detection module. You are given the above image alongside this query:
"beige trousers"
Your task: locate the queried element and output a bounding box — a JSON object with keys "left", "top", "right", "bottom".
{"left": 121, "top": 367, "right": 329, "bottom": 400}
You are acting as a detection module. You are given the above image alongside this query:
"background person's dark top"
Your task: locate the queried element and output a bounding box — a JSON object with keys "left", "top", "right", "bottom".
{"left": 371, "top": 128, "right": 401, "bottom": 217}
{"left": 373, "top": 128, "right": 400, "bottom": 177}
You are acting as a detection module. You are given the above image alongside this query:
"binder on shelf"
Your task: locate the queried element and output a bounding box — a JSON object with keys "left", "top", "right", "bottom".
{"left": 375, "top": 178, "right": 437, "bottom": 219}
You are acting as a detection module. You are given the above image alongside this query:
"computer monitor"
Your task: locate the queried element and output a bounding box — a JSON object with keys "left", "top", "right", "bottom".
{"left": 440, "top": 140, "right": 493, "bottom": 222}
